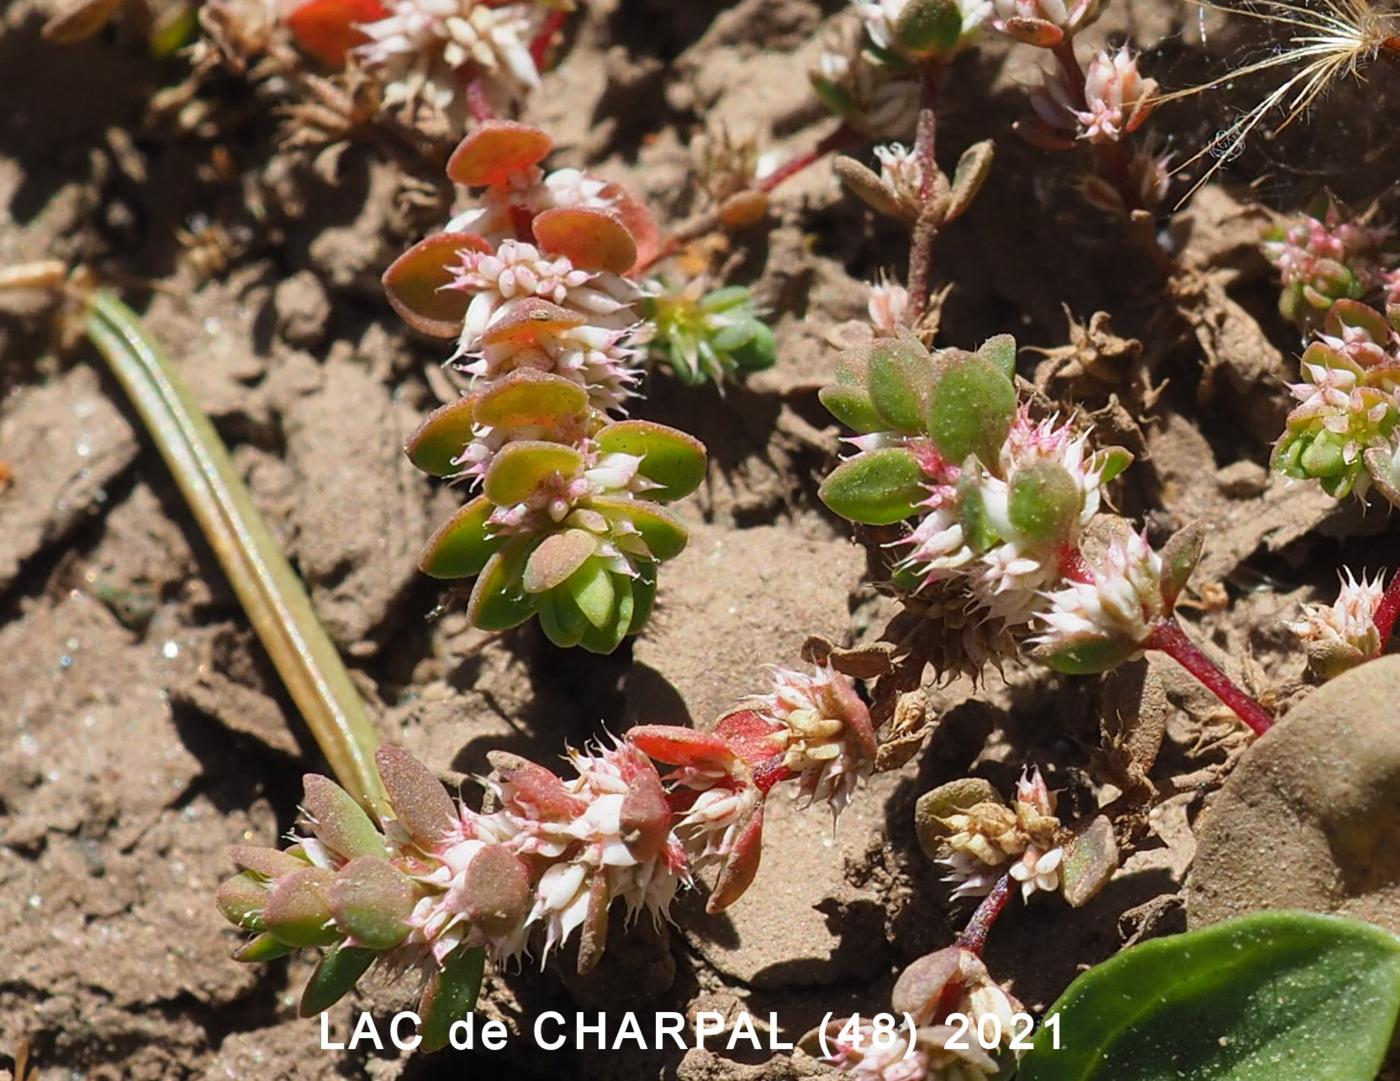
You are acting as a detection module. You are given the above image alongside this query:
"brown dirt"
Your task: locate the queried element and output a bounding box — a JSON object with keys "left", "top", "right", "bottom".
{"left": 2, "top": 0, "right": 1399, "bottom": 1078}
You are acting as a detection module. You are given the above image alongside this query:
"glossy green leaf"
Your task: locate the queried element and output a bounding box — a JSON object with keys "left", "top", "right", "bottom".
{"left": 300, "top": 945, "right": 377, "bottom": 1018}
{"left": 233, "top": 932, "right": 294, "bottom": 963}
{"left": 820, "top": 448, "right": 926, "bottom": 526}
{"left": 522, "top": 529, "right": 599, "bottom": 594}
{"left": 483, "top": 441, "right": 584, "bottom": 505}
{"left": 593, "top": 497, "right": 688, "bottom": 562}
{"left": 419, "top": 496, "right": 500, "bottom": 580}
{"left": 466, "top": 540, "right": 538, "bottom": 631}
{"left": 1159, "top": 522, "right": 1204, "bottom": 611}
{"left": 473, "top": 370, "right": 591, "bottom": 431}
{"left": 1007, "top": 460, "right": 1080, "bottom": 546}
{"left": 868, "top": 338, "right": 935, "bottom": 433}
{"left": 565, "top": 558, "right": 616, "bottom": 629}
{"left": 578, "top": 575, "right": 634, "bottom": 654}
{"left": 1019, "top": 910, "right": 1400, "bottom": 1081}
{"left": 595, "top": 421, "right": 708, "bottom": 502}
{"left": 420, "top": 946, "right": 487, "bottom": 1053}
{"left": 536, "top": 587, "right": 588, "bottom": 648}
{"left": 406, "top": 398, "right": 476, "bottom": 477}
{"left": 628, "top": 563, "right": 658, "bottom": 635}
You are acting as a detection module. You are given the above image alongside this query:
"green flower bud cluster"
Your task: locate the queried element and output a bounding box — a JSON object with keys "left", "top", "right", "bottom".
{"left": 1263, "top": 196, "right": 1395, "bottom": 331}
{"left": 642, "top": 280, "right": 777, "bottom": 386}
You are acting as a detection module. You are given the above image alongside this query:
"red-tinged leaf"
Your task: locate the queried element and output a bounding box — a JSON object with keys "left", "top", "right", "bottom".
{"left": 824, "top": 674, "right": 878, "bottom": 763}
{"left": 891, "top": 947, "right": 963, "bottom": 1023}
{"left": 487, "top": 751, "right": 587, "bottom": 818}
{"left": 382, "top": 232, "right": 489, "bottom": 338}
{"left": 532, "top": 206, "right": 637, "bottom": 274}
{"left": 217, "top": 872, "right": 269, "bottom": 931}
{"left": 712, "top": 709, "right": 786, "bottom": 766}
{"left": 231, "top": 845, "right": 308, "bottom": 880}
{"left": 483, "top": 440, "right": 584, "bottom": 505}
{"left": 473, "top": 369, "right": 591, "bottom": 431}
{"left": 419, "top": 495, "right": 499, "bottom": 580}
{"left": 477, "top": 297, "right": 586, "bottom": 348}
{"left": 329, "top": 857, "right": 415, "bottom": 950}
{"left": 707, "top": 800, "right": 765, "bottom": 913}
{"left": 461, "top": 844, "right": 532, "bottom": 936}
{"left": 618, "top": 749, "right": 672, "bottom": 862}
{"left": 406, "top": 397, "right": 476, "bottom": 477}
{"left": 263, "top": 866, "right": 339, "bottom": 947}
{"left": 301, "top": 774, "right": 388, "bottom": 861}
{"left": 577, "top": 873, "right": 612, "bottom": 974}
{"left": 446, "top": 121, "right": 553, "bottom": 187}
{"left": 522, "top": 529, "right": 599, "bottom": 594}
{"left": 601, "top": 182, "right": 661, "bottom": 272}
{"left": 375, "top": 746, "right": 457, "bottom": 848}
{"left": 628, "top": 725, "right": 737, "bottom": 770}
{"left": 281, "top": 0, "right": 386, "bottom": 68}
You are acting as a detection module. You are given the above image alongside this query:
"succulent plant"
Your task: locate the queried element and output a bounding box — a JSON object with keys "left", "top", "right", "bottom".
{"left": 1272, "top": 298, "right": 1400, "bottom": 501}
{"left": 1263, "top": 196, "right": 1394, "bottom": 330}
{"left": 382, "top": 121, "right": 705, "bottom": 651}
{"left": 1287, "top": 569, "right": 1385, "bottom": 680}
{"left": 640, "top": 279, "right": 777, "bottom": 386}
{"left": 818, "top": 333, "right": 1131, "bottom": 628}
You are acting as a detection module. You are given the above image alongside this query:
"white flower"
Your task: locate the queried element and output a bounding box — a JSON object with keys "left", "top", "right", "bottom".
{"left": 1287, "top": 569, "right": 1384, "bottom": 677}
{"left": 868, "top": 275, "right": 911, "bottom": 335}
{"left": 874, "top": 142, "right": 923, "bottom": 206}
{"left": 760, "top": 664, "right": 877, "bottom": 817}
{"left": 1030, "top": 47, "right": 1157, "bottom": 145}
{"left": 1035, "top": 529, "right": 1162, "bottom": 651}
{"left": 356, "top": 0, "right": 546, "bottom": 117}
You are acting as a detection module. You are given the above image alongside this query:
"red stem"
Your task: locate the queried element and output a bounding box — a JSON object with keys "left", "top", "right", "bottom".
{"left": 1146, "top": 617, "right": 1273, "bottom": 736}
{"left": 529, "top": 10, "right": 567, "bottom": 71}
{"left": 1375, "top": 569, "right": 1400, "bottom": 646}
{"left": 1051, "top": 38, "right": 1087, "bottom": 103}
{"left": 1058, "top": 544, "right": 1094, "bottom": 585}
{"left": 752, "top": 756, "right": 795, "bottom": 794}
{"left": 956, "top": 873, "right": 1013, "bottom": 957}
{"left": 906, "top": 62, "right": 944, "bottom": 326}
{"left": 757, "top": 126, "right": 859, "bottom": 193}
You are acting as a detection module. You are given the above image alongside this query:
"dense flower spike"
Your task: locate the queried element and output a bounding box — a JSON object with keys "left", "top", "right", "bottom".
{"left": 803, "top": 946, "right": 1022, "bottom": 1079}
{"left": 1287, "top": 569, "right": 1385, "bottom": 679}
{"left": 915, "top": 769, "right": 1065, "bottom": 902}
{"left": 1272, "top": 299, "right": 1400, "bottom": 501}
{"left": 385, "top": 123, "right": 705, "bottom": 652}
{"left": 1263, "top": 197, "right": 1395, "bottom": 330}
{"left": 216, "top": 744, "right": 684, "bottom": 1048}
{"left": 639, "top": 279, "right": 777, "bottom": 386}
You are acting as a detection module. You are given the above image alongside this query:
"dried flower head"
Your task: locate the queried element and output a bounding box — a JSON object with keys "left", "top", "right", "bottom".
{"left": 1287, "top": 568, "right": 1385, "bottom": 679}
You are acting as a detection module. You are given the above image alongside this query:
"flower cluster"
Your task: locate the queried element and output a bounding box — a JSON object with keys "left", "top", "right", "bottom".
{"left": 811, "top": 0, "right": 989, "bottom": 139}
{"left": 383, "top": 122, "right": 706, "bottom": 651}
{"left": 991, "top": 0, "right": 1101, "bottom": 47}
{"left": 278, "top": 0, "right": 568, "bottom": 120}
{"left": 1271, "top": 298, "right": 1400, "bottom": 503}
{"left": 915, "top": 770, "right": 1065, "bottom": 902}
{"left": 803, "top": 946, "right": 1022, "bottom": 1080}
{"left": 818, "top": 333, "right": 1131, "bottom": 644}
{"left": 220, "top": 665, "right": 888, "bottom": 1040}
{"left": 216, "top": 743, "right": 683, "bottom": 1048}
{"left": 1033, "top": 523, "right": 1201, "bottom": 674}
{"left": 639, "top": 280, "right": 777, "bottom": 386}
{"left": 1287, "top": 569, "right": 1385, "bottom": 680}
{"left": 1263, "top": 197, "right": 1395, "bottom": 330}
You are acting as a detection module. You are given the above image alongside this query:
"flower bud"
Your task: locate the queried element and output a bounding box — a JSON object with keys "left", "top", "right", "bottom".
{"left": 1287, "top": 570, "right": 1385, "bottom": 680}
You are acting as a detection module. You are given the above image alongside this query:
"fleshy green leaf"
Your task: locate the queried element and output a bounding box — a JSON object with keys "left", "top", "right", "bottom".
{"left": 947, "top": 141, "right": 996, "bottom": 222}
{"left": 263, "top": 866, "right": 340, "bottom": 948}
{"left": 406, "top": 398, "right": 476, "bottom": 478}
{"left": 578, "top": 574, "right": 634, "bottom": 654}
{"left": 926, "top": 351, "right": 1016, "bottom": 465}
{"left": 565, "top": 558, "right": 616, "bottom": 629}
{"left": 1019, "top": 911, "right": 1400, "bottom": 1081}
{"left": 419, "top": 496, "right": 500, "bottom": 580}
{"left": 592, "top": 497, "right": 688, "bottom": 562}
{"left": 216, "top": 872, "right": 269, "bottom": 932}
{"left": 233, "top": 932, "right": 294, "bottom": 963}
{"left": 420, "top": 946, "right": 487, "bottom": 1053}
{"left": 328, "top": 857, "right": 415, "bottom": 951}
{"left": 1008, "top": 460, "right": 1081, "bottom": 546}
{"left": 628, "top": 563, "right": 658, "bottom": 635}
{"left": 1159, "top": 522, "right": 1204, "bottom": 611}
{"left": 301, "top": 775, "right": 387, "bottom": 861}
{"left": 819, "top": 384, "right": 887, "bottom": 434}
{"left": 867, "top": 338, "right": 935, "bottom": 433}
{"left": 819, "top": 448, "right": 926, "bottom": 526}
{"left": 893, "top": 0, "right": 963, "bottom": 55}
{"left": 975, "top": 333, "right": 1016, "bottom": 380}
{"left": 300, "top": 945, "right": 377, "bottom": 1017}
{"left": 595, "top": 421, "right": 708, "bottom": 502}
{"left": 522, "top": 529, "right": 599, "bottom": 594}
{"left": 374, "top": 746, "right": 456, "bottom": 848}
{"left": 483, "top": 441, "right": 584, "bottom": 505}
{"left": 381, "top": 233, "right": 487, "bottom": 338}
{"left": 472, "top": 370, "right": 591, "bottom": 431}
{"left": 536, "top": 587, "right": 588, "bottom": 648}
{"left": 466, "top": 540, "right": 539, "bottom": 631}
{"left": 1037, "top": 634, "right": 1139, "bottom": 675}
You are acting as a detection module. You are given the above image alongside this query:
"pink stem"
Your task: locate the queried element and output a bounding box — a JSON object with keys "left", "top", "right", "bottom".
{"left": 1374, "top": 570, "right": 1400, "bottom": 647}
{"left": 757, "top": 126, "right": 858, "bottom": 193}
{"left": 956, "top": 873, "right": 1013, "bottom": 957}
{"left": 906, "top": 62, "right": 943, "bottom": 327}
{"left": 529, "top": 10, "right": 567, "bottom": 71}
{"left": 1146, "top": 617, "right": 1273, "bottom": 736}
{"left": 465, "top": 77, "right": 495, "bottom": 123}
